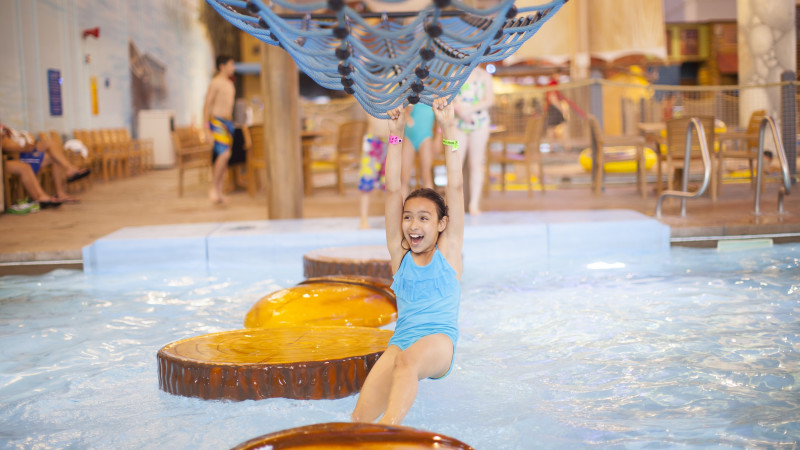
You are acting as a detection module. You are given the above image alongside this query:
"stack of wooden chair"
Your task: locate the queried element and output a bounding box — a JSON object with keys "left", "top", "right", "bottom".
{"left": 72, "top": 128, "right": 154, "bottom": 183}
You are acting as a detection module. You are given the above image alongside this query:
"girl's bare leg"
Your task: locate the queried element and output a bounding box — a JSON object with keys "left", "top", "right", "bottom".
{"left": 38, "top": 136, "right": 80, "bottom": 175}
{"left": 377, "top": 334, "right": 453, "bottom": 425}
{"left": 359, "top": 192, "right": 371, "bottom": 229}
{"left": 417, "top": 138, "right": 434, "bottom": 189}
{"left": 467, "top": 125, "right": 490, "bottom": 215}
{"left": 41, "top": 155, "right": 70, "bottom": 199}
{"left": 352, "top": 346, "right": 401, "bottom": 422}
{"left": 400, "top": 140, "right": 416, "bottom": 194}
{"left": 5, "top": 160, "right": 51, "bottom": 202}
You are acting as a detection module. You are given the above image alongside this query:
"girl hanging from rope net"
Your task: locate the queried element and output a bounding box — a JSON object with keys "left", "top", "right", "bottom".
{"left": 351, "top": 97, "right": 463, "bottom": 425}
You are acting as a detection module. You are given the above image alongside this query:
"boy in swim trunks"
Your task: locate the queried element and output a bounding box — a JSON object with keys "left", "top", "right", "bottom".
{"left": 352, "top": 97, "right": 464, "bottom": 425}
{"left": 203, "top": 55, "right": 236, "bottom": 204}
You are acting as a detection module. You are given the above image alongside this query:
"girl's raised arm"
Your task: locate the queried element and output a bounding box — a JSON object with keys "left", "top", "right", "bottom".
{"left": 383, "top": 106, "right": 407, "bottom": 273}
{"left": 432, "top": 98, "right": 464, "bottom": 277}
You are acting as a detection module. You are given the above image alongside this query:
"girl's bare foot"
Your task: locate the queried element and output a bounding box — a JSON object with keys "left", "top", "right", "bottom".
{"left": 359, "top": 218, "right": 370, "bottom": 229}
{"left": 469, "top": 205, "right": 482, "bottom": 216}
{"left": 209, "top": 188, "right": 222, "bottom": 204}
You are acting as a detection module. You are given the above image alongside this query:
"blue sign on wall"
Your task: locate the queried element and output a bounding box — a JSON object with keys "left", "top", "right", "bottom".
{"left": 48, "top": 69, "right": 62, "bottom": 116}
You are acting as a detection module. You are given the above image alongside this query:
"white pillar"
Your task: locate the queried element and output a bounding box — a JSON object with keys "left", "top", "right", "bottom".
{"left": 737, "top": 0, "right": 796, "bottom": 126}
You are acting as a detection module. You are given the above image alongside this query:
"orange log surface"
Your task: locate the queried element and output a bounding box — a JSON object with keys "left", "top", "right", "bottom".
{"left": 232, "top": 422, "right": 474, "bottom": 449}
{"left": 244, "top": 276, "right": 397, "bottom": 328}
{"left": 303, "top": 245, "right": 392, "bottom": 280}
{"left": 157, "top": 326, "right": 392, "bottom": 401}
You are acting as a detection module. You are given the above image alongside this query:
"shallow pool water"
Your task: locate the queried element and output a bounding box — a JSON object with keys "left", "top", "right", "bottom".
{"left": 1, "top": 243, "right": 798, "bottom": 449}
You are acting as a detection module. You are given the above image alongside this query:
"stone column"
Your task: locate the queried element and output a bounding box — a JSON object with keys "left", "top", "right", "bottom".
{"left": 737, "top": 0, "right": 796, "bottom": 126}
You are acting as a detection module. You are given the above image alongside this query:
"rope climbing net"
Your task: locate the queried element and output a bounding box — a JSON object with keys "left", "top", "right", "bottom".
{"left": 208, "top": 0, "right": 567, "bottom": 117}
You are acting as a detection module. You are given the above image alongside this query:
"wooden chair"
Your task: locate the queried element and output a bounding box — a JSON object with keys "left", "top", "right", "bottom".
{"left": 665, "top": 116, "right": 717, "bottom": 200}
{"left": 171, "top": 127, "right": 212, "bottom": 197}
{"left": 246, "top": 124, "right": 267, "bottom": 197}
{"left": 484, "top": 114, "right": 545, "bottom": 197}
{"left": 716, "top": 109, "right": 765, "bottom": 194}
{"left": 587, "top": 114, "right": 648, "bottom": 197}
{"left": 334, "top": 120, "right": 367, "bottom": 195}
{"left": 73, "top": 129, "right": 104, "bottom": 182}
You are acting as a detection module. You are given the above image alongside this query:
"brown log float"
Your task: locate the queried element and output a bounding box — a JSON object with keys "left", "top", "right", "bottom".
{"left": 157, "top": 326, "right": 392, "bottom": 401}
{"left": 232, "top": 422, "right": 474, "bottom": 449}
{"left": 244, "top": 275, "right": 397, "bottom": 328}
{"left": 303, "top": 245, "right": 392, "bottom": 279}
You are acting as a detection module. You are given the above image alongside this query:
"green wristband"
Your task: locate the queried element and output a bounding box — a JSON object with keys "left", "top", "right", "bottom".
{"left": 442, "top": 138, "right": 459, "bottom": 151}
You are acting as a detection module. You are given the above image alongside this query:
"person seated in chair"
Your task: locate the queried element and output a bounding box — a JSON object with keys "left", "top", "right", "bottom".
{"left": 1, "top": 124, "right": 89, "bottom": 203}
{"left": 2, "top": 158, "right": 62, "bottom": 209}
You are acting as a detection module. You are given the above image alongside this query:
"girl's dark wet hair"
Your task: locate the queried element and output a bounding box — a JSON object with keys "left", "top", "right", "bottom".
{"left": 404, "top": 188, "right": 447, "bottom": 220}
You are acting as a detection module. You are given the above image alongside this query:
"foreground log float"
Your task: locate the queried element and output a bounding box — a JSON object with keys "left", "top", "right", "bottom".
{"left": 157, "top": 326, "right": 392, "bottom": 401}
{"left": 232, "top": 422, "right": 474, "bottom": 450}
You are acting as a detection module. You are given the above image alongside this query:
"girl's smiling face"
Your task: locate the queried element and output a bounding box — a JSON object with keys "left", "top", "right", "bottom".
{"left": 402, "top": 197, "right": 447, "bottom": 253}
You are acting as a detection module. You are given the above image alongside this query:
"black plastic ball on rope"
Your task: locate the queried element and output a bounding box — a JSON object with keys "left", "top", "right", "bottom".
{"left": 338, "top": 63, "right": 353, "bottom": 76}
{"left": 258, "top": 17, "right": 269, "bottom": 29}
{"left": 494, "top": 29, "right": 503, "bottom": 40}
{"left": 335, "top": 47, "right": 350, "bottom": 60}
{"left": 407, "top": 93, "right": 420, "bottom": 105}
{"left": 333, "top": 26, "right": 349, "bottom": 39}
{"left": 328, "top": 0, "right": 345, "bottom": 12}
{"left": 420, "top": 47, "right": 435, "bottom": 61}
{"left": 425, "top": 23, "right": 443, "bottom": 38}
{"left": 341, "top": 76, "right": 354, "bottom": 87}
{"left": 505, "top": 5, "right": 518, "bottom": 19}
{"left": 269, "top": 32, "right": 278, "bottom": 42}
{"left": 411, "top": 81, "right": 424, "bottom": 93}
{"left": 246, "top": 0, "right": 260, "bottom": 13}
{"left": 415, "top": 66, "right": 429, "bottom": 79}
{"left": 433, "top": 0, "right": 451, "bottom": 9}
{"left": 483, "top": 46, "right": 492, "bottom": 56}
{"left": 344, "top": 86, "right": 355, "bottom": 95}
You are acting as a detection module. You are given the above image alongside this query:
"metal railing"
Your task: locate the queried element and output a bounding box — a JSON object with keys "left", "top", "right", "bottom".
{"left": 754, "top": 116, "right": 792, "bottom": 215}
{"left": 655, "top": 118, "right": 712, "bottom": 218}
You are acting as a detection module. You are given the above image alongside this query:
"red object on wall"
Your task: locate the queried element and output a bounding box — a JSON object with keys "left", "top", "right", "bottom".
{"left": 82, "top": 27, "right": 99, "bottom": 39}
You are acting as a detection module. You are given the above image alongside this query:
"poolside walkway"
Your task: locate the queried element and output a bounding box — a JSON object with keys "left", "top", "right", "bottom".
{"left": 1, "top": 160, "right": 798, "bottom": 274}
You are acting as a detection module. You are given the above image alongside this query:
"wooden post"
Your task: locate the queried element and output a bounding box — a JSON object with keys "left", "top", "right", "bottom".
{"left": 260, "top": 42, "right": 303, "bottom": 219}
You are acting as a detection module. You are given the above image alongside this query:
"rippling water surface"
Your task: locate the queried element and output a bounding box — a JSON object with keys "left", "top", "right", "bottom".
{"left": 1, "top": 244, "right": 798, "bottom": 448}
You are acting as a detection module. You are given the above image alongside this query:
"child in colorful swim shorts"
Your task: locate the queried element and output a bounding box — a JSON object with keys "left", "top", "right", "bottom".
{"left": 358, "top": 115, "right": 390, "bottom": 229}
{"left": 352, "top": 97, "right": 464, "bottom": 425}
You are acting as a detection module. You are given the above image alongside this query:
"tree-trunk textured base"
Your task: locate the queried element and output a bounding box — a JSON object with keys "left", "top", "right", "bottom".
{"left": 157, "top": 326, "right": 392, "bottom": 401}
{"left": 232, "top": 422, "right": 474, "bottom": 449}
{"left": 303, "top": 245, "right": 392, "bottom": 279}
{"left": 244, "top": 275, "right": 397, "bottom": 328}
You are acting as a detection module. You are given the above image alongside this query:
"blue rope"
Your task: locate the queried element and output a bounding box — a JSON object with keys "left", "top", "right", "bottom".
{"left": 208, "top": 0, "right": 567, "bottom": 118}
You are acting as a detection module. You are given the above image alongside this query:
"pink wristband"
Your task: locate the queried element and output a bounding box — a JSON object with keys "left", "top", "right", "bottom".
{"left": 388, "top": 135, "right": 402, "bottom": 145}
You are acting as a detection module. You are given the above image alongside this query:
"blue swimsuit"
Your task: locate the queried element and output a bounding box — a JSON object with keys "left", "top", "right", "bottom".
{"left": 404, "top": 104, "right": 435, "bottom": 151}
{"left": 389, "top": 248, "right": 461, "bottom": 379}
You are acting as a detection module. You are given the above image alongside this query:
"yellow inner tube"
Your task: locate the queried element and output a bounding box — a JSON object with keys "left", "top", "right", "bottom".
{"left": 579, "top": 147, "right": 657, "bottom": 173}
